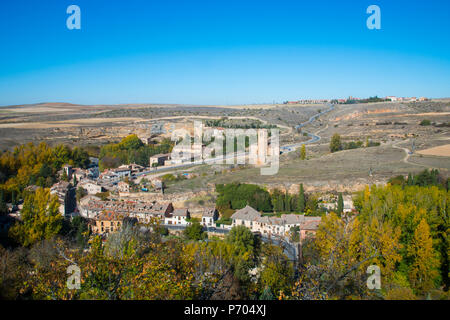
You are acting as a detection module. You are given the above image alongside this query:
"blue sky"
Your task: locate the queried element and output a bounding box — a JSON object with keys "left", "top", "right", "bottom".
{"left": 0, "top": 0, "right": 449, "bottom": 105}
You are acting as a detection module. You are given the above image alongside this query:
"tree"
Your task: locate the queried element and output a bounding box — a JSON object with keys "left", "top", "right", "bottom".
{"left": 337, "top": 193, "right": 344, "bottom": 215}
{"left": 330, "top": 134, "right": 342, "bottom": 153}
{"left": 297, "top": 184, "right": 305, "bottom": 213}
{"left": 259, "top": 245, "right": 294, "bottom": 296}
{"left": 289, "top": 226, "right": 300, "bottom": 243}
{"left": 76, "top": 187, "right": 87, "bottom": 203}
{"left": 300, "top": 144, "right": 306, "bottom": 160}
{"left": 284, "top": 192, "right": 291, "bottom": 212}
{"left": 407, "top": 218, "right": 439, "bottom": 293}
{"left": 183, "top": 222, "right": 206, "bottom": 241}
{"left": 11, "top": 190, "right": 16, "bottom": 206}
{"left": 61, "top": 171, "right": 68, "bottom": 182}
{"left": 72, "top": 147, "right": 90, "bottom": 169}
{"left": 226, "top": 225, "right": 255, "bottom": 256}
{"left": 9, "top": 188, "right": 63, "bottom": 247}
{"left": 0, "top": 190, "right": 8, "bottom": 216}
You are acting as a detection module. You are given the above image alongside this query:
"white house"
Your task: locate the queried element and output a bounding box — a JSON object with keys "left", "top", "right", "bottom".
{"left": 201, "top": 207, "right": 218, "bottom": 227}
{"left": 165, "top": 208, "right": 190, "bottom": 225}
{"left": 78, "top": 181, "right": 103, "bottom": 195}
{"left": 230, "top": 205, "right": 322, "bottom": 240}
{"left": 117, "top": 181, "right": 130, "bottom": 193}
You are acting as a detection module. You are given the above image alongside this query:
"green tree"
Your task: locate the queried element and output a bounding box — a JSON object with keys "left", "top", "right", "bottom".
{"left": 76, "top": 187, "right": 87, "bottom": 203}
{"left": 284, "top": 192, "right": 291, "bottom": 212}
{"left": 9, "top": 188, "right": 63, "bottom": 247}
{"left": 226, "top": 225, "right": 255, "bottom": 256}
{"left": 337, "top": 193, "right": 344, "bottom": 215}
{"left": 61, "top": 171, "right": 68, "bottom": 182}
{"left": 0, "top": 190, "right": 8, "bottom": 216}
{"left": 183, "top": 221, "right": 206, "bottom": 241}
{"left": 330, "top": 133, "right": 342, "bottom": 153}
{"left": 297, "top": 184, "right": 305, "bottom": 213}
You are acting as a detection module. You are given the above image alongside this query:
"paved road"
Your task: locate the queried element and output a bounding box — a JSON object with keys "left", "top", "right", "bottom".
{"left": 280, "top": 104, "right": 335, "bottom": 152}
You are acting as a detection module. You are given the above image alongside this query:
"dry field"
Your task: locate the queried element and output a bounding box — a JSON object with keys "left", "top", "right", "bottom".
{"left": 417, "top": 144, "right": 450, "bottom": 157}
{"left": 1, "top": 100, "right": 449, "bottom": 194}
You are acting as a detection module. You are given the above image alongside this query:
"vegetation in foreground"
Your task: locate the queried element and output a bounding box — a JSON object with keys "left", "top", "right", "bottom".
{"left": 0, "top": 179, "right": 448, "bottom": 300}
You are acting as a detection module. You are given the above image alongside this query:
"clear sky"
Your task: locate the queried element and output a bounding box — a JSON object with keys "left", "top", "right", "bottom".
{"left": 0, "top": 0, "right": 449, "bottom": 106}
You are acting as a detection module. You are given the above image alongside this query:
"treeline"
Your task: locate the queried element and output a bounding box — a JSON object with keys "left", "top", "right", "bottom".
{"left": 215, "top": 183, "right": 323, "bottom": 217}
{"left": 0, "top": 142, "right": 91, "bottom": 204}
{"left": 205, "top": 118, "right": 277, "bottom": 130}
{"left": 99, "top": 135, "right": 173, "bottom": 171}
{"left": 330, "top": 134, "right": 380, "bottom": 153}
{"left": 350, "top": 184, "right": 449, "bottom": 298}
{"left": 343, "top": 96, "right": 390, "bottom": 104}
{"left": 389, "top": 169, "right": 449, "bottom": 190}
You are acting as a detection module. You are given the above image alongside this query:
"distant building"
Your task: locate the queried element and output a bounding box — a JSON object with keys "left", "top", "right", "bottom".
{"left": 151, "top": 178, "right": 165, "bottom": 194}
{"left": 231, "top": 205, "right": 261, "bottom": 229}
{"left": 201, "top": 208, "right": 219, "bottom": 227}
{"left": 230, "top": 205, "right": 321, "bottom": 239}
{"left": 50, "top": 181, "right": 76, "bottom": 218}
{"left": 117, "top": 181, "right": 130, "bottom": 193}
{"left": 73, "top": 168, "right": 88, "bottom": 182}
{"left": 165, "top": 208, "right": 190, "bottom": 225}
{"left": 150, "top": 154, "right": 171, "bottom": 167}
{"left": 90, "top": 211, "right": 123, "bottom": 235}
{"left": 63, "top": 165, "right": 73, "bottom": 179}
{"left": 78, "top": 181, "right": 104, "bottom": 195}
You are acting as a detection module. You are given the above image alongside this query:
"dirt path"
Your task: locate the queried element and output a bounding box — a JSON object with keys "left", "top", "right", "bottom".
{"left": 392, "top": 140, "right": 426, "bottom": 167}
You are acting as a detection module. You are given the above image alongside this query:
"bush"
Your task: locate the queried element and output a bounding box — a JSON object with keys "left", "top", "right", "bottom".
{"left": 420, "top": 119, "right": 431, "bottom": 126}
{"left": 183, "top": 222, "right": 206, "bottom": 241}
{"left": 330, "top": 134, "right": 342, "bottom": 153}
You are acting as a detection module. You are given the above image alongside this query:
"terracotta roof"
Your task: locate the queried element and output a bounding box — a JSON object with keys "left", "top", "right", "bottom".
{"left": 96, "top": 211, "right": 123, "bottom": 221}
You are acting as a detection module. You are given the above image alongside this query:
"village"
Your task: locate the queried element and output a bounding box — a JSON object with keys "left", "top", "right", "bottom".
{"left": 26, "top": 144, "right": 354, "bottom": 245}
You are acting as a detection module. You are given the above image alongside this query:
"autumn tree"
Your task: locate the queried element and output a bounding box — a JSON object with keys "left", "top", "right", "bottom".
{"left": 407, "top": 218, "right": 439, "bottom": 293}
{"left": 258, "top": 244, "right": 294, "bottom": 297}
{"left": 300, "top": 144, "right": 306, "bottom": 160}
{"left": 9, "top": 188, "right": 63, "bottom": 247}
